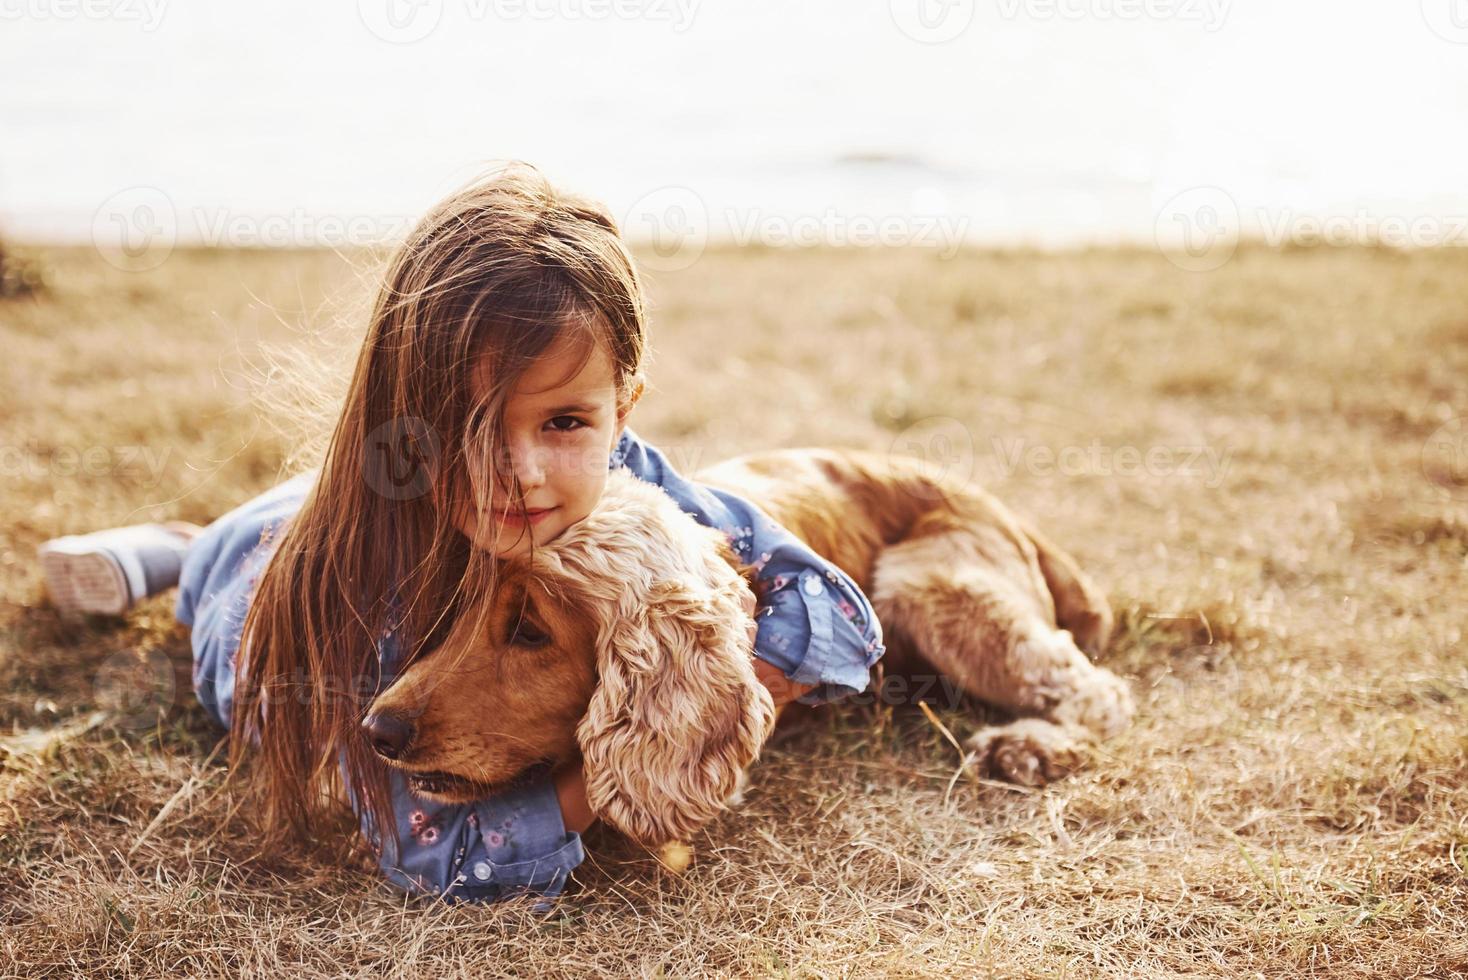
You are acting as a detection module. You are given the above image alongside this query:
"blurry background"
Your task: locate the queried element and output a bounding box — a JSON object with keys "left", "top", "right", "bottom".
{"left": 5, "top": 0, "right": 1468, "bottom": 256}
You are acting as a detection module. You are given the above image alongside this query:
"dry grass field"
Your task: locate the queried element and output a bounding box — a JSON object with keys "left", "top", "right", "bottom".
{"left": 1, "top": 242, "right": 1465, "bottom": 977}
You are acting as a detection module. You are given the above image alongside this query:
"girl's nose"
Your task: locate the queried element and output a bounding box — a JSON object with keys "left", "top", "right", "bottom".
{"left": 499, "top": 440, "right": 549, "bottom": 494}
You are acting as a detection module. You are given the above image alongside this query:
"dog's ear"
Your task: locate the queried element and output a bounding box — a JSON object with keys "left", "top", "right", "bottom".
{"left": 576, "top": 574, "right": 777, "bottom": 847}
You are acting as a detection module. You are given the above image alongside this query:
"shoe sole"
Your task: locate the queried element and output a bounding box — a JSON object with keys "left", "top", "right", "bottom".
{"left": 38, "top": 542, "right": 131, "bottom": 617}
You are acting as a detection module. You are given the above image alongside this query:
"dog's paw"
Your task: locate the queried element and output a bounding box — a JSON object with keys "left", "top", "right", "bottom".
{"left": 1055, "top": 669, "right": 1135, "bottom": 739}
{"left": 965, "top": 719, "right": 1084, "bottom": 787}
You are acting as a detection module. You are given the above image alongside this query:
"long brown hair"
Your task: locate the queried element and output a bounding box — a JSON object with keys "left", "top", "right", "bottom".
{"left": 226, "top": 161, "right": 649, "bottom": 864}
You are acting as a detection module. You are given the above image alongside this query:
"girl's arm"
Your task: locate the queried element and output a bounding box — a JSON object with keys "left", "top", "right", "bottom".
{"left": 610, "top": 426, "right": 886, "bottom": 704}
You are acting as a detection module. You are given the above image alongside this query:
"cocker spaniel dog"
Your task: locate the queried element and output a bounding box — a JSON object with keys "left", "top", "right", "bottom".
{"left": 362, "top": 448, "right": 1135, "bottom": 847}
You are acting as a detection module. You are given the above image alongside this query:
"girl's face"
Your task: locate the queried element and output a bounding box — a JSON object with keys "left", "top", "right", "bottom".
{"left": 452, "top": 335, "right": 635, "bottom": 558}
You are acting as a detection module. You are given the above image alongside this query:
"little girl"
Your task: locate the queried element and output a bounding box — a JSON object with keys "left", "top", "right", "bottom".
{"left": 37, "top": 162, "right": 885, "bottom": 906}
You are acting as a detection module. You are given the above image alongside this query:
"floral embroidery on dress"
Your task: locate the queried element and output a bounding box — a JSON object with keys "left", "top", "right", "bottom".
{"left": 723, "top": 524, "right": 755, "bottom": 558}
{"left": 409, "top": 808, "right": 440, "bottom": 846}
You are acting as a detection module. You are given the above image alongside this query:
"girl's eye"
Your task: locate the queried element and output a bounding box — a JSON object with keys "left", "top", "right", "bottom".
{"left": 510, "top": 617, "right": 551, "bottom": 649}
{"left": 547, "top": 416, "right": 587, "bottom": 434}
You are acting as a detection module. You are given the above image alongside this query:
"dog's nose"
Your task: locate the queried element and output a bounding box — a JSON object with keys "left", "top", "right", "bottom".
{"left": 362, "top": 710, "right": 416, "bottom": 760}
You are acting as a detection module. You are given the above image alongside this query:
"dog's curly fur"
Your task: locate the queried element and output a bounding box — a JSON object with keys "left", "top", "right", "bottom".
{"left": 363, "top": 448, "right": 1134, "bottom": 846}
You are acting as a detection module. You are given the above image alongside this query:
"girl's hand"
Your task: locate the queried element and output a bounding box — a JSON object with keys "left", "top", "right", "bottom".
{"left": 741, "top": 586, "right": 757, "bottom": 649}
{"left": 741, "top": 586, "right": 814, "bottom": 708}
{"left": 554, "top": 760, "right": 596, "bottom": 834}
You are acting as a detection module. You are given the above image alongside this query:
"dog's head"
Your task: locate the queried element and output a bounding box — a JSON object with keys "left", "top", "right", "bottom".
{"left": 361, "top": 469, "right": 777, "bottom": 846}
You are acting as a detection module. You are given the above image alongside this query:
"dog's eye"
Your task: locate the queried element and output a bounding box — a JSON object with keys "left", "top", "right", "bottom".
{"left": 510, "top": 617, "right": 551, "bottom": 649}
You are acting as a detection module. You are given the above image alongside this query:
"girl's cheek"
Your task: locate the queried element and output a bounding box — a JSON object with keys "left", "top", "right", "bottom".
{"left": 563, "top": 441, "right": 612, "bottom": 480}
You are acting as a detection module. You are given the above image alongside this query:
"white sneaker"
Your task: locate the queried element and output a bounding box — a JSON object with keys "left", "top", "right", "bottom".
{"left": 38, "top": 524, "right": 193, "bottom": 618}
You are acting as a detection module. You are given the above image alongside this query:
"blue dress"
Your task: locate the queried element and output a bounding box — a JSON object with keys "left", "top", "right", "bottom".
{"left": 175, "top": 427, "right": 886, "bottom": 905}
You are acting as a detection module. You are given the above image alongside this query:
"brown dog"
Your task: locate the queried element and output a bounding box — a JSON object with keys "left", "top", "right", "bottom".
{"left": 361, "top": 448, "right": 1134, "bottom": 847}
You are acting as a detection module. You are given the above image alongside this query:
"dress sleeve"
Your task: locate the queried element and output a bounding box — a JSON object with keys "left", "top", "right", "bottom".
{"left": 344, "top": 633, "right": 586, "bottom": 909}
{"left": 347, "top": 762, "right": 585, "bottom": 910}
{"left": 609, "top": 427, "right": 886, "bottom": 704}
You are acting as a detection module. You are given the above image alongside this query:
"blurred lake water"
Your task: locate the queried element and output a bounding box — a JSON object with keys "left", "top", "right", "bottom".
{"left": 4, "top": 0, "right": 1468, "bottom": 255}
